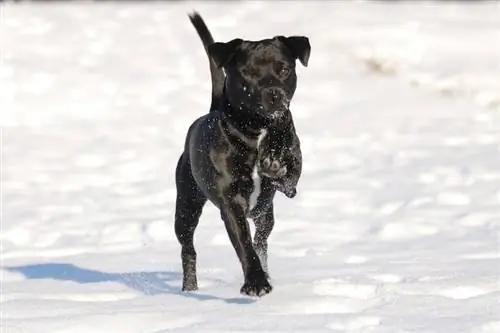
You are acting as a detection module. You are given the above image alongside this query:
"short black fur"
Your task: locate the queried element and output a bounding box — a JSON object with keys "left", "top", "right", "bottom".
{"left": 175, "top": 11, "right": 310, "bottom": 297}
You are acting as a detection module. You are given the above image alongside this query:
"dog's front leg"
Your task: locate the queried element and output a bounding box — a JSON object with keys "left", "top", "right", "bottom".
{"left": 273, "top": 143, "right": 302, "bottom": 198}
{"left": 220, "top": 197, "right": 272, "bottom": 297}
{"left": 258, "top": 128, "right": 301, "bottom": 198}
{"left": 260, "top": 147, "right": 301, "bottom": 198}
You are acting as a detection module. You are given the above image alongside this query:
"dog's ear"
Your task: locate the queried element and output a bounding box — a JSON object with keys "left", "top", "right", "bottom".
{"left": 280, "top": 36, "right": 311, "bottom": 67}
{"left": 208, "top": 38, "right": 243, "bottom": 68}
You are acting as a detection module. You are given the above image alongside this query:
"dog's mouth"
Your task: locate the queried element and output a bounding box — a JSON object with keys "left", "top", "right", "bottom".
{"left": 258, "top": 97, "right": 290, "bottom": 116}
{"left": 269, "top": 108, "right": 289, "bottom": 120}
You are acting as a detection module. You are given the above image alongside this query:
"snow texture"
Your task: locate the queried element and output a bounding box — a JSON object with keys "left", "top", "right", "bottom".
{"left": 2, "top": 1, "right": 500, "bottom": 332}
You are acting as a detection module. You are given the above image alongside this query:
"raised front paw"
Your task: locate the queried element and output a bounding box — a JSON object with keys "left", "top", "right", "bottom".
{"left": 260, "top": 156, "right": 287, "bottom": 179}
{"left": 271, "top": 179, "right": 297, "bottom": 198}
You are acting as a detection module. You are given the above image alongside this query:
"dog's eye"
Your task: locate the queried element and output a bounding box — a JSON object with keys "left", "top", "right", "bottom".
{"left": 279, "top": 68, "right": 290, "bottom": 77}
{"left": 275, "top": 64, "right": 290, "bottom": 78}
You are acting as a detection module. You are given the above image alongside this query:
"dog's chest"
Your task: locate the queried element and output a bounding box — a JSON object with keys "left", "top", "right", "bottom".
{"left": 248, "top": 129, "right": 267, "bottom": 211}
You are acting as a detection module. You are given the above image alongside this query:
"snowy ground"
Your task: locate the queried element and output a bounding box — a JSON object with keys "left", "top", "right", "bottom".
{"left": 2, "top": 1, "right": 500, "bottom": 332}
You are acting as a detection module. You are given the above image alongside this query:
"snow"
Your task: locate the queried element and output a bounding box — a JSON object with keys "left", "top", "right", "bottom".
{"left": 2, "top": 0, "right": 499, "bottom": 332}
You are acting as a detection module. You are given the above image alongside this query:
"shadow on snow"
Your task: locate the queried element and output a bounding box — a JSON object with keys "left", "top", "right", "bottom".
{"left": 6, "top": 262, "right": 255, "bottom": 305}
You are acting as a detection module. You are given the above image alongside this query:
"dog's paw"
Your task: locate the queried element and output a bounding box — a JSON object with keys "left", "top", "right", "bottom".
{"left": 240, "top": 281, "right": 272, "bottom": 297}
{"left": 240, "top": 273, "right": 273, "bottom": 297}
{"left": 181, "top": 281, "right": 198, "bottom": 292}
{"left": 181, "top": 284, "right": 198, "bottom": 292}
{"left": 271, "top": 180, "right": 297, "bottom": 198}
{"left": 260, "top": 157, "right": 287, "bottom": 179}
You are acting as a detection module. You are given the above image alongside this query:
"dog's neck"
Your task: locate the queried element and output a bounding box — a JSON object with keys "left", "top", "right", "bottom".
{"left": 218, "top": 95, "right": 269, "bottom": 137}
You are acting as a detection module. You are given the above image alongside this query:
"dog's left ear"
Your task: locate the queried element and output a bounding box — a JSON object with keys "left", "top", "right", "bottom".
{"left": 208, "top": 38, "right": 243, "bottom": 68}
{"left": 279, "top": 36, "right": 311, "bottom": 67}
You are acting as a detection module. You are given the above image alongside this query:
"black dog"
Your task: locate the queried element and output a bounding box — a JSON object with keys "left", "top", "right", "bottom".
{"left": 174, "top": 12, "right": 310, "bottom": 297}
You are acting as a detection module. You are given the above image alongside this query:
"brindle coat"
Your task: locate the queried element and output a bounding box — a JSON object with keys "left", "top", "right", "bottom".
{"left": 175, "top": 12, "right": 310, "bottom": 297}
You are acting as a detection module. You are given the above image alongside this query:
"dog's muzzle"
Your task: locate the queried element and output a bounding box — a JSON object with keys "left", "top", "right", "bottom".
{"left": 268, "top": 108, "right": 290, "bottom": 121}
{"left": 262, "top": 88, "right": 289, "bottom": 109}
{"left": 262, "top": 88, "right": 290, "bottom": 119}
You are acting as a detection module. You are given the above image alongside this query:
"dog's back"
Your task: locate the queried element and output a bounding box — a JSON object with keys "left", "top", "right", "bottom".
{"left": 188, "top": 12, "right": 225, "bottom": 112}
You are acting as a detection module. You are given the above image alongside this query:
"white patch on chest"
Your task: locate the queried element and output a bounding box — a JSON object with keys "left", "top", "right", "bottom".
{"left": 249, "top": 129, "right": 267, "bottom": 211}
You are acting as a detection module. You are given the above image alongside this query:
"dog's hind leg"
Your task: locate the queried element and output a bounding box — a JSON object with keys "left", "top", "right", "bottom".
{"left": 174, "top": 153, "right": 207, "bottom": 291}
{"left": 253, "top": 205, "right": 275, "bottom": 278}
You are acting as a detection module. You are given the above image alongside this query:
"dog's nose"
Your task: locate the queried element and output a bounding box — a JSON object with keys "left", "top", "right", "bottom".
{"left": 264, "top": 88, "right": 285, "bottom": 107}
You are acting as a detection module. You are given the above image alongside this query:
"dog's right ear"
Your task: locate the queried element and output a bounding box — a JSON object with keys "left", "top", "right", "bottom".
{"left": 208, "top": 38, "right": 243, "bottom": 68}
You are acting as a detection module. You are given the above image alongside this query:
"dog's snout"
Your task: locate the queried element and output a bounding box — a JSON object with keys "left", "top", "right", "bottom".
{"left": 269, "top": 89, "right": 282, "bottom": 104}
{"left": 264, "top": 88, "right": 285, "bottom": 107}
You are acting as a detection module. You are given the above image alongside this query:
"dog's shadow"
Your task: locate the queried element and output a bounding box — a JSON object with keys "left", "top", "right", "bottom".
{"left": 6, "top": 263, "right": 255, "bottom": 305}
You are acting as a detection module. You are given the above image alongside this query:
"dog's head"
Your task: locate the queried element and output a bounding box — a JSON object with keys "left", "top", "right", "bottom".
{"left": 208, "top": 36, "right": 310, "bottom": 120}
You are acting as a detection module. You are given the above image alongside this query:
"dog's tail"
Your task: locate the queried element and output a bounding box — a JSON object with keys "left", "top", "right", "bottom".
{"left": 188, "top": 12, "right": 225, "bottom": 112}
